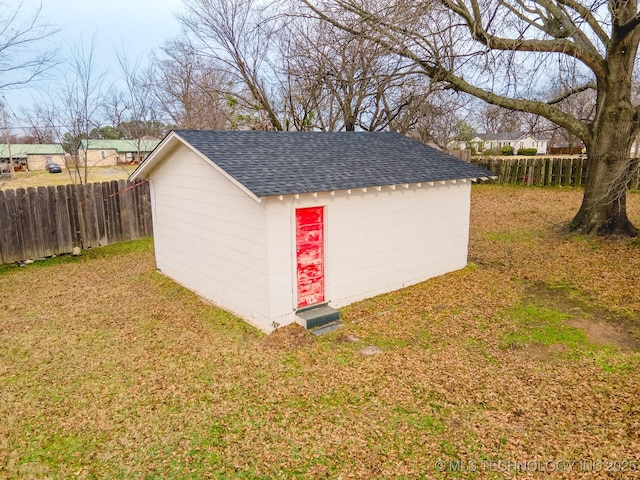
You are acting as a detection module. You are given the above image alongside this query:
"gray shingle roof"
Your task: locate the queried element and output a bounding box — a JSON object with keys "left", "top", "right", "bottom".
{"left": 478, "top": 132, "right": 525, "bottom": 141}
{"left": 167, "top": 130, "right": 493, "bottom": 197}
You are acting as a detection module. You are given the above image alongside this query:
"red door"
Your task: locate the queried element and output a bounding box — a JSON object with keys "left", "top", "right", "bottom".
{"left": 295, "top": 207, "right": 324, "bottom": 308}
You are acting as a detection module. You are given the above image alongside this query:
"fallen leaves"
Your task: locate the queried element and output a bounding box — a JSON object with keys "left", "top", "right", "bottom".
{"left": 1, "top": 186, "right": 640, "bottom": 478}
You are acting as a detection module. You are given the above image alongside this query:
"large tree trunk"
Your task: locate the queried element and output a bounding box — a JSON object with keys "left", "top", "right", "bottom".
{"left": 569, "top": 31, "right": 640, "bottom": 237}
{"left": 571, "top": 108, "right": 639, "bottom": 236}
{"left": 571, "top": 148, "right": 638, "bottom": 236}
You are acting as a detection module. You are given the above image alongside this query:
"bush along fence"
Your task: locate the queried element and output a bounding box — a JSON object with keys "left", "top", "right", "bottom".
{"left": 0, "top": 180, "right": 152, "bottom": 265}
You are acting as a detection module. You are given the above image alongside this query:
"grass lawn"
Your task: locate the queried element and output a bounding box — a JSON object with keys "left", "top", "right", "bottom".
{"left": 0, "top": 165, "right": 136, "bottom": 190}
{"left": 1, "top": 185, "right": 639, "bottom": 479}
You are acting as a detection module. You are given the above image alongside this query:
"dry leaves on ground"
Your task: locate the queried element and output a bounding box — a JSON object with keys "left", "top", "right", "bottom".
{"left": 1, "top": 185, "right": 639, "bottom": 479}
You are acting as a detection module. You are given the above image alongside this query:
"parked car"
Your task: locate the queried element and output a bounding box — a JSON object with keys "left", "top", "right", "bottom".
{"left": 46, "top": 163, "right": 62, "bottom": 173}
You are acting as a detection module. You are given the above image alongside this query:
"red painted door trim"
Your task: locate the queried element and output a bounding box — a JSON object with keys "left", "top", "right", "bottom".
{"left": 295, "top": 206, "right": 325, "bottom": 308}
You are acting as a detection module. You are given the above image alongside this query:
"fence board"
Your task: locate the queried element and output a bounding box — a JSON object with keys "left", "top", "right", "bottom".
{"left": 76, "top": 183, "right": 89, "bottom": 248}
{"left": 45, "top": 186, "right": 59, "bottom": 255}
{"left": 16, "top": 189, "right": 34, "bottom": 261}
{"left": 83, "top": 184, "right": 99, "bottom": 248}
{"left": 0, "top": 180, "right": 151, "bottom": 264}
{"left": 67, "top": 184, "right": 82, "bottom": 248}
{"left": 111, "top": 180, "right": 123, "bottom": 244}
{"left": 28, "top": 188, "right": 43, "bottom": 258}
{"left": 0, "top": 190, "right": 11, "bottom": 263}
{"left": 117, "top": 179, "right": 132, "bottom": 243}
{"left": 6, "top": 189, "right": 20, "bottom": 263}
{"left": 55, "top": 185, "right": 73, "bottom": 254}
{"left": 93, "top": 182, "right": 107, "bottom": 246}
{"left": 139, "top": 180, "right": 152, "bottom": 237}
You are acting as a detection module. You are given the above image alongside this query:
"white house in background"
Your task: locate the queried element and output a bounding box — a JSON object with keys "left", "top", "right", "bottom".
{"left": 130, "top": 130, "right": 493, "bottom": 333}
{"left": 467, "top": 132, "right": 549, "bottom": 155}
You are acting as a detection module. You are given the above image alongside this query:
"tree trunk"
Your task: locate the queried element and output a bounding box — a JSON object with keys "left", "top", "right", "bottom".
{"left": 570, "top": 149, "right": 638, "bottom": 236}
{"left": 571, "top": 115, "right": 639, "bottom": 236}
{"left": 570, "top": 33, "right": 640, "bottom": 237}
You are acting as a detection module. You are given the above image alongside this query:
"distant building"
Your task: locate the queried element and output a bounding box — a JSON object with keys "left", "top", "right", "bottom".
{"left": 458, "top": 132, "right": 549, "bottom": 155}
{"left": 547, "top": 135, "right": 584, "bottom": 155}
{"left": 77, "top": 139, "right": 160, "bottom": 167}
{"left": 0, "top": 144, "right": 67, "bottom": 171}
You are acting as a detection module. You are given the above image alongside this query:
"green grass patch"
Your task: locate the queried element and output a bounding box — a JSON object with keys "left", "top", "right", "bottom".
{"left": 392, "top": 407, "right": 447, "bottom": 434}
{"left": 0, "top": 238, "right": 154, "bottom": 275}
{"left": 20, "top": 432, "right": 100, "bottom": 470}
{"left": 502, "top": 304, "right": 587, "bottom": 348}
{"left": 593, "top": 351, "right": 639, "bottom": 375}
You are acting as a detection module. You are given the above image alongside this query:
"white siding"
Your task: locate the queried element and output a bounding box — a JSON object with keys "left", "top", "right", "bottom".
{"left": 146, "top": 145, "right": 474, "bottom": 332}
{"left": 148, "top": 145, "right": 273, "bottom": 331}
{"left": 515, "top": 135, "right": 548, "bottom": 155}
{"left": 263, "top": 182, "right": 472, "bottom": 328}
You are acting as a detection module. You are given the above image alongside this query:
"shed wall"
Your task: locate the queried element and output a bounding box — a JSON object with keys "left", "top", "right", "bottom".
{"left": 148, "top": 145, "right": 272, "bottom": 331}
{"left": 264, "top": 182, "right": 472, "bottom": 327}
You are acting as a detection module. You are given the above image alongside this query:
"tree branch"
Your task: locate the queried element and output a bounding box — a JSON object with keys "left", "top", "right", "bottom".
{"left": 302, "top": 0, "right": 592, "bottom": 142}
{"left": 442, "top": 0, "right": 607, "bottom": 77}
{"left": 547, "top": 82, "right": 597, "bottom": 104}
{"left": 556, "top": 0, "right": 611, "bottom": 46}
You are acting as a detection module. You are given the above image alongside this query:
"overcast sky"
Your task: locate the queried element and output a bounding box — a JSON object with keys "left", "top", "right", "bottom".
{"left": 4, "top": 0, "right": 185, "bottom": 126}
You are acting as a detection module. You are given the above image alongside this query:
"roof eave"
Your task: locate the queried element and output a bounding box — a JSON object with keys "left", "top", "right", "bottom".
{"left": 129, "top": 132, "right": 181, "bottom": 181}
{"left": 129, "top": 131, "right": 263, "bottom": 204}
{"left": 266, "top": 176, "right": 495, "bottom": 199}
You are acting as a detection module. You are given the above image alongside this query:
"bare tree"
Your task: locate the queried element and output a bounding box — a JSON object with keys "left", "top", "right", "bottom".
{"left": 180, "top": 0, "right": 286, "bottom": 130}
{"left": 305, "top": 0, "right": 640, "bottom": 236}
{"left": 0, "top": 1, "right": 57, "bottom": 91}
{"left": 16, "top": 106, "right": 55, "bottom": 143}
{"left": 0, "top": 1, "right": 56, "bottom": 184}
{"left": 280, "top": 14, "right": 430, "bottom": 132}
{"left": 545, "top": 87, "right": 596, "bottom": 154}
{"left": 479, "top": 105, "right": 524, "bottom": 136}
{"left": 403, "top": 90, "right": 469, "bottom": 149}
{"left": 148, "top": 38, "right": 230, "bottom": 129}
{"left": 103, "top": 51, "right": 166, "bottom": 164}
{"left": 39, "top": 38, "right": 105, "bottom": 184}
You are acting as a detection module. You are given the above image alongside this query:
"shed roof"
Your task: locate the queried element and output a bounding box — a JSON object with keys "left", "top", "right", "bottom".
{"left": 131, "top": 130, "right": 493, "bottom": 198}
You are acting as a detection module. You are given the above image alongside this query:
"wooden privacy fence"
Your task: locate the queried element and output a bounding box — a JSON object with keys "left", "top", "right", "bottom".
{"left": 0, "top": 180, "right": 152, "bottom": 265}
{"left": 471, "top": 156, "right": 589, "bottom": 186}
{"left": 471, "top": 156, "right": 640, "bottom": 189}
{"left": 471, "top": 157, "right": 640, "bottom": 190}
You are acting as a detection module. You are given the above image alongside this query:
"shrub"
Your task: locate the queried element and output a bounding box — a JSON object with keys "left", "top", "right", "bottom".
{"left": 501, "top": 145, "right": 514, "bottom": 156}
{"left": 482, "top": 148, "right": 501, "bottom": 156}
{"left": 517, "top": 148, "right": 538, "bottom": 156}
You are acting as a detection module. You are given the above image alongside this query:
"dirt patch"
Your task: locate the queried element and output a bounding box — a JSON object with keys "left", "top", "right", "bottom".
{"left": 260, "top": 323, "right": 314, "bottom": 349}
{"left": 568, "top": 317, "right": 640, "bottom": 351}
{"left": 526, "top": 281, "right": 640, "bottom": 351}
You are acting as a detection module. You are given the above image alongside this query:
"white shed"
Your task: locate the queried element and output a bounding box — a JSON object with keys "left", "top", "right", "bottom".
{"left": 130, "top": 130, "right": 492, "bottom": 333}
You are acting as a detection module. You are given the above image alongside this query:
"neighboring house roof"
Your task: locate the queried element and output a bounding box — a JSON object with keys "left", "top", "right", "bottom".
{"left": 549, "top": 139, "right": 583, "bottom": 148}
{"left": 0, "top": 144, "right": 65, "bottom": 158}
{"left": 132, "top": 130, "right": 494, "bottom": 198}
{"left": 477, "top": 132, "right": 548, "bottom": 142}
{"left": 79, "top": 139, "right": 160, "bottom": 152}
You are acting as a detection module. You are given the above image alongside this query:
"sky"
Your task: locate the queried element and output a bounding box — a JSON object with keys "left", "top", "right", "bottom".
{"left": 4, "top": 0, "right": 185, "bottom": 129}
